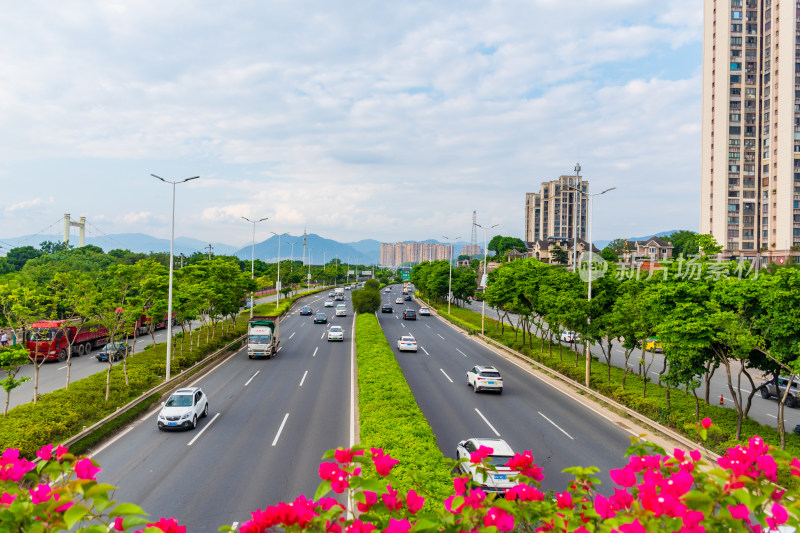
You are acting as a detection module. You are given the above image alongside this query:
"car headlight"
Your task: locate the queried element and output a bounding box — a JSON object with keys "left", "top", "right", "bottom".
{"left": 181, "top": 412, "right": 191, "bottom": 419}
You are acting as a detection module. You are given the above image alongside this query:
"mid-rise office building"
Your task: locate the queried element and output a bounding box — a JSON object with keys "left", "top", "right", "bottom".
{"left": 525, "top": 175, "right": 587, "bottom": 244}
{"left": 379, "top": 242, "right": 453, "bottom": 267}
{"left": 701, "top": 0, "right": 800, "bottom": 263}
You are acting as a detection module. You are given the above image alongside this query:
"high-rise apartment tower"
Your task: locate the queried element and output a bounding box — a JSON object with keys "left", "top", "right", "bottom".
{"left": 702, "top": 0, "right": 800, "bottom": 263}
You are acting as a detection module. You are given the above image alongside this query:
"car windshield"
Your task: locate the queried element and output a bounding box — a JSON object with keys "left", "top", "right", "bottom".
{"left": 488, "top": 455, "right": 514, "bottom": 468}
{"left": 401, "top": 337, "right": 415, "bottom": 342}
{"left": 480, "top": 372, "right": 501, "bottom": 378}
{"left": 330, "top": 327, "right": 342, "bottom": 332}
{"left": 316, "top": 313, "right": 326, "bottom": 318}
{"left": 165, "top": 395, "right": 193, "bottom": 407}
{"left": 27, "top": 328, "right": 56, "bottom": 341}
{"left": 250, "top": 334, "right": 271, "bottom": 343}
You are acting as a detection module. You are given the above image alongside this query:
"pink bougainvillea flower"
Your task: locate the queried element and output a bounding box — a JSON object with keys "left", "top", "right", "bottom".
{"left": 0, "top": 448, "right": 36, "bottom": 482}
{"left": 30, "top": 483, "right": 54, "bottom": 505}
{"left": 701, "top": 418, "right": 712, "bottom": 429}
{"left": 112, "top": 517, "right": 126, "bottom": 531}
{"left": 317, "top": 497, "right": 343, "bottom": 511}
{"left": 74, "top": 458, "right": 101, "bottom": 480}
{"left": 347, "top": 520, "right": 376, "bottom": 533}
{"left": 334, "top": 447, "right": 363, "bottom": 464}
{"left": 766, "top": 503, "right": 788, "bottom": 530}
{"left": 382, "top": 484, "right": 403, "bottom": 511}
{"left": 0, "top": 492, "right": 17, "bottom": 505}
{"left": 609, "top": 466, "right": 637, "bottom": 488}
{"left": 146, "top": 517, "right": 187, "bottom": 533}
{"left": 689, "top": 450, "right": 702, "bottom": 462}
{"left": 55, "top": 501, "right": 74, "bottom": 513}
{"left": 330, "top": 470, "right": 350, "bottom": 493}
{"left": 470, "top": 445, "right": 493, "bottom": 464}
{"left": 610, "top": 488, "right": 634, "bottom": 510}
{"left": 594, "top": 494, "right": 616, "bottom": 519}
{"left": 406, "top": 489, "right": 424, "bottom": 514}
{"left": 772, "top": 489, "right": 786, "bottom": 502}
{"left": 505, "top": 483, "right": 545, "bottom": 502}
{"left": 319, "top": 462, "right": 342, "bottom": 480}
{"left": 728, "top": 504, "right": 750, "bottom": 520}
{"left": 756, "top": 454, "right": 778, "bottom": 481}
{"left": 484, "top": 507, "right": 515, "bottom": 532}
{"left": 555, "top": 491, "right": 572, "bottom": 509}
{"left": 55, "top": 445, "right": 69, "bottom": 460}
{"left": 383, "top": 518, "right": 411, "bottom": 533}
{"left": 453, "top": 476, "right": 469, "bottom": 495}
{"left": 619, "top": 519, "right": 646, "bottom": 533}
{"left": 238, "top": 521, "right": 262, "bottom": 533}
{"left": 36, "top": 444, "right": 54, "bottom": 461}
{"left": 373, "top": 455, "right": 398, "bottom": 477}
{"left": 357, "top": 491, "right": 378, "bottom": 513}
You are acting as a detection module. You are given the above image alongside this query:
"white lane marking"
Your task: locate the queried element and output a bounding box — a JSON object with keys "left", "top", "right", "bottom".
{"left": 277, "top": 346, "right": 282, "bottom": 352}
{"left": 299, "top": 370, "right": 308, "bottom": 387}
{"left": 437, "top": 334, "right": 445, "bottom": 340}
{"left": 767, "top": 414, "right": 777, "bottom": 418}
{"left": 313, "top": 347, "right": 318, "bottom": 357}
{"left": 475, "top": 408, "right": 500, "bottom": 436}
{"left": 538, "top": 411, "right": 574, "bottom": 440}
{"left": 650, "top": 372, "right": 660, "bottom": 377}
{"left": 350, "top": 316, "right": 356, "bottom": 448}
{"left": 231, "top": 523, "right": 238, "bottom": 532}
{"left": 301, "top": 322, "right": 305, "bottom": 327}
{"left": 440, "top": 369, "right": 453, "bottom": 383}
{"left": 187, "top": 412, "right": 220, "bottom": 446}
{"left": 425, "top": 324, "right": 431, "bottom": 329}
{"left": 456, "top": 348, "right": 467, "bottom": 357}
{"left": 321, "top": 332, "right": 325, "bottom": 340}
{"left": 244, "top": 371, "right": 260, "bottom": 387}
{"left": 289, "top": 332, "right": 295, "bottom": 339}
{"left": 401, "top": 323, "right": 406, "bottom": 328}
{"left": 272, "top": 413, "right": 289, "bottom": 446}
{"left": 421, "top": 346, "right": 429, "bottom": 355}
{"left": 58, "top": 365, "right": 68, "bottom": 370}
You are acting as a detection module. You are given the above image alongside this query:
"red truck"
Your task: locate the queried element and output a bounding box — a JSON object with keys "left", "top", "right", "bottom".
{"left": 26, "top": 320, "right": 109, "bottom": 362}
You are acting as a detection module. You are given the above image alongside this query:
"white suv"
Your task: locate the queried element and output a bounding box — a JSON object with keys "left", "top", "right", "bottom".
{"left": 455, "top": 438, "right": 517, "bottom": 492}
{"left": 157, "top": 387, "right": 209, "bottom": 430}
{"left": 467, "top": 365, "right": 504, "bottom": 394}
{"left": 335, "top": 304, "right": 347, "bottom": 317}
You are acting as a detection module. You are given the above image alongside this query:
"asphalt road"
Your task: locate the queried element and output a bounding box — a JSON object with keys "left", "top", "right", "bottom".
{"left": 92, "top": 290, "right": 354, "bottom": 531}
{"left": 376, "top": 287, "right": 633, "bottom": 493}
{"left": 477, "top": 303, "right": 800, "bottom": 431}
{"left": 3, "top": 291, "right": 298, "bottom": 411}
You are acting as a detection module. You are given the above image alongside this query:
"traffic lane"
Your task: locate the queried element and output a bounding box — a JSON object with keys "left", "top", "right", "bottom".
{"left": 473, "top": 306, "right": 800, "bottom": 431}
{"left": 378, "top": 310, "right": 631, "bottom": 493}
{"left": 96, "top": 311, "right": 352, "bottom": 529}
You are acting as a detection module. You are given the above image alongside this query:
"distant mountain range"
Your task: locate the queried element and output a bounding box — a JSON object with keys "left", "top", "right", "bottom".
{"left": 0, "top": 232, "right": 475, "bottom": 265}
{"left": 593, "top": 230, "right": 682, "bottom": 251}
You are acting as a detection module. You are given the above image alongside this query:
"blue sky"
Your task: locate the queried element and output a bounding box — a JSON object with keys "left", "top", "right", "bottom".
{"left": 0, "top": 0, "right": 702, "bottom": 248}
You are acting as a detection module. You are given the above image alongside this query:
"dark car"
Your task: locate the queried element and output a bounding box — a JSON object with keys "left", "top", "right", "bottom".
{"left": 403, "top": 294, "right": 412, "bottom": 301}
{"left": 95, "top": 342, "right": 130, "bottom": 362}
{"left": 403, "top": 309, "right": 416, "bottom": 320}
{"left": 300, "top": 306, "right": 313, "bottom": 316}
{"left": 314, "top": 312, "right": 328, "bottom": 324}
{"left": 381, "top": 304, "right": 393, "bottom": 313}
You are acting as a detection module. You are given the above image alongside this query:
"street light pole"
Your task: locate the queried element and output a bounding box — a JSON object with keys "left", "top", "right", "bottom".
{"left": 308, "top": 249, "right": 312, "bottom": 288}
{"left": 272, "top": 232, "right": 285, "bottom": 310}
{"left": 474, "top": 222, "right": 499, "bottom": 335}
{"left": 567, "top": 184, "right": 616, "bottom": 387}
{"left": 152, "top": 173, "right": 199, "bottom": 382}
{"left": 443, "top": 235, "right": 461, "bottom": 314}
{"left": 242, "top": 216, "right": 268, "bottom": 320}
{"left": 572, "top": 162, "right": 581, "bottom": 272}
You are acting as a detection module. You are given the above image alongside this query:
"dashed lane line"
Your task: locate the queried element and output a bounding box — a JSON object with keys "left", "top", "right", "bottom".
{"left": 440, "top": 369, "right": 453, "bottom": 383}
{"left": 187, "top": 413, "right": 220, "bottom": 446}
{"left": 272, "top": 413, "right": 290, "bottom": 446}
{"left": 475, "top": 408, "right": 500, "bottom": 436}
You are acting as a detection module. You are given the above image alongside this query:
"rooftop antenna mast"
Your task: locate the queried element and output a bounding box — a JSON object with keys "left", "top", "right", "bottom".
{"left": 471, "top": 211, "right": 478, "bottom": 251}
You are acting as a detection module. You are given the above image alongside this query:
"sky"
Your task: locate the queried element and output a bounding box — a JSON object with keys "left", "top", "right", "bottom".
{"left": 0, "top": 0, "right": 703, "bottom": 249}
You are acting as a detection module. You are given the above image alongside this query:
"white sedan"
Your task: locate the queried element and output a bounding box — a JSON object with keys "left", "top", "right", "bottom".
{"left": 384, "top": 287, "right": 391, "bottom": 293}
{"left": 324, "top": 299, "right": 334, "bottom": 307}
{"left": 395, "top": 297, "right": 404, "bottom": 304}
{"left": 396, "top": 336, "right": 418, "bottom": 352}
{"left": 327, "top": 325, "right": 344, "bottom": 341}
{"left": 418, "top": 307, "right": 430, "bottom": 316}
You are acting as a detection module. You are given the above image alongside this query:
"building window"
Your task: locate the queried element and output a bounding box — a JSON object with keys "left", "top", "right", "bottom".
{"left": 731, "top": 62, "right": 742, "bottom": 70}
{"left": 729, "top": 204, "right": 740, "bottom": 212}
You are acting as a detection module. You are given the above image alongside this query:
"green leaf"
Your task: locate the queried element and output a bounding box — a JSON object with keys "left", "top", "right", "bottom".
{"left": 109, "top": 502, "right": 148, "bottom": 517}
{"left": 352, "top": 478, "right": 386, "bottom": 493}
{"left": 314, "top": 480, "right": 332, "bottom": 500}
{"left": 84, "top": 482, "right": 116, "bottom": 499}
{"left": 63, "top": 502, "right": 89, "bottom": 529}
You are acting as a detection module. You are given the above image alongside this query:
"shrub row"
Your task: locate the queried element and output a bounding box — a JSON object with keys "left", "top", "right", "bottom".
{"left": 419, "top": 295, "right": 800, "bottom": 488}
{"left": 355, "top": 313, "right": 452, "bottom": 508}
{"left": 0, "top": 288, "right": 328, "bottom": 458}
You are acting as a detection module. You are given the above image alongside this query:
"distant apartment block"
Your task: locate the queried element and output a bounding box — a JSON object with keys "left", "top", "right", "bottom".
{"left": 379, "top": 242, "right": 453, "bottom": 267}
{"left": 701, "top": 0, "right": 800, "bottom": 263}
{"left": 460, "top": 244, "right": 482, "bottom": 256}
{"left": 525, "top": 175, "right": 587, "bottom": 243}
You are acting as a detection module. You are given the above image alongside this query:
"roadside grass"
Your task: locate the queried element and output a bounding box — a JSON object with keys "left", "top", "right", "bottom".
{"left": 0, "top": 287, "right": 328, "bottom": 458}
{"left": 420, "top": 295, "right": 800, "bottom": 487}
{"left": 355, "top": 313, "right": 452, "bottom": 508}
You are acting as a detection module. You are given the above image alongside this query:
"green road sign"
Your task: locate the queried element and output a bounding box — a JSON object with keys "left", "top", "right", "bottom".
{"left": 399, "top": 267, "right": 412, "bottom": 281}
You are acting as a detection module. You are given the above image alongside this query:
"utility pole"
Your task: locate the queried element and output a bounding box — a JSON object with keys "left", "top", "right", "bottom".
{"left": 572, "top": 162, "right": 581, "bottom": 271}
{"left": 206, "top": 244, "right": 214, "bottom": 260}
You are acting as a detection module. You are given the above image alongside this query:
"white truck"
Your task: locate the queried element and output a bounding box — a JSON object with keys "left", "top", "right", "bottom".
{"left": 247, "top": 316, "right": 280, "bottom": 359}
{"left": 334, "top": 287, "right": 345, "bottom": 301}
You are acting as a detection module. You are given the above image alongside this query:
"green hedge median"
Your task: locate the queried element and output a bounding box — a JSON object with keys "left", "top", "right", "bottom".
{"left": 355, "top": 313, "right": 451, "bottom": 507}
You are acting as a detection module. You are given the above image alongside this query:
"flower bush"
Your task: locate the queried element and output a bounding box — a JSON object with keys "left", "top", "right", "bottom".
{"left": 1, "top": 421, "right": 798, "bottom": 532}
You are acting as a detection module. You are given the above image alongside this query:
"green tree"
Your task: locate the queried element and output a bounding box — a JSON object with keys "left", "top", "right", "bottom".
{"left": 550, "top": 245, "right": 569, "bottom": 265}
{"left": 600, "top": 238, "right": 628, "bottom": 262}
{"left": 5, "top": 246, "right": 43, "bottom": 271}
{"left": 0, "top": 344, "right": 31, "bottom": 415}
{"left": 352, "top": 287, "right": 381, "bottom": 314}
{"left": 364, "top": 279, "right": 380, "bottom": 291}
{"left": 665, "top": 230, "right": 699, "bottom": 257}
{"left": 38, "top": 240, "right": 71, "bottom": 254}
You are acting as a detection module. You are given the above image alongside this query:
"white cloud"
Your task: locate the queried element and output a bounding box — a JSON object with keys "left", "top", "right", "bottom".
{"left": 4, "top": 197, "right": 53, "bottom": 213}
